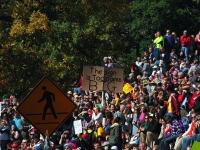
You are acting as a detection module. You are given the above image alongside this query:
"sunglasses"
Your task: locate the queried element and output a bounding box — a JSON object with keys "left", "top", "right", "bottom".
{"left": 145, "top": 118, "right": 148, "bottom": 119}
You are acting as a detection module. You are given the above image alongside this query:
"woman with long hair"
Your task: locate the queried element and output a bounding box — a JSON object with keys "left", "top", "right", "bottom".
{"left": 138, "top": 106, "right": 147, "bottom": 124}
{"left": 155, "top": 116, "right": 171, "bottom": 146}
{"left": 10, "top": 125, "right": 20, "bottom": 143}
{"left": 104, "top": 111, "right": 113, "bottom": 135}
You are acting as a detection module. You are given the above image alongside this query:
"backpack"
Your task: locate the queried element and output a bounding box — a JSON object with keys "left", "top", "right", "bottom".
{"left": 85, "top": 130, "right": 94, "bottom": 146}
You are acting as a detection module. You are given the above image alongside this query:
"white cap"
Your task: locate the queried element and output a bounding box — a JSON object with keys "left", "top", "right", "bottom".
{"left": 111, "top": 146, "right": 118, "bottom": 150}
{"left": 103, "top": 57, "right": 108, "bottom": 61}
{"left": 152, "top": 66, "right": 157, "bottom": 69}
{"left": 129, "top": 73, "right": 134, "bottom": 76}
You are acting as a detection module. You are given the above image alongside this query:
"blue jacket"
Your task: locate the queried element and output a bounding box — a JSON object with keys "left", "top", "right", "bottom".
{"left": 0, "top": 125, "right": 10, "bottom": 140}
{"left": 164, "top": 35, "right": 174, "bottom": 51}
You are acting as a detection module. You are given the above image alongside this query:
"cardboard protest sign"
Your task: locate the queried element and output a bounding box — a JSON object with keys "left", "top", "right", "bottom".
{"left": 82, "top": 66, "right": 123, "bottom": 93}
{"left": 82, "top": 66, "right": 104, "bottom": 91}
{"left": 103, "top": 68, "right": 123, "bottom": 93}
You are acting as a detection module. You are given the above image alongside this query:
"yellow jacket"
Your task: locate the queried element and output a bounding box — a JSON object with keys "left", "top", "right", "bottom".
{"left": 154, "top": 36, "right": 164, "bottom": 49}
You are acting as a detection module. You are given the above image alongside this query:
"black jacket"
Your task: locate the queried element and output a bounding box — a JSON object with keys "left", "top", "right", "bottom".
{"left": 193, "top": 96, "right": 200, "bottom": 115}
{"left": 145, "top": 120, "right": 161, "bottom": 135}
{"left": 158, "top": 106, "right": 167, "bottom": 120}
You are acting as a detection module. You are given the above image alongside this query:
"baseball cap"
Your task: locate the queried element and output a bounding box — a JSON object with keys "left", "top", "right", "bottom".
{"left": 152, "top": 66, "right": 157, "bottom": 69}
{"left": 111, "top": 146, "right": 118, "bottom": 150}
{"left": 149, "top": 113, "right": 155, "bottom": 118}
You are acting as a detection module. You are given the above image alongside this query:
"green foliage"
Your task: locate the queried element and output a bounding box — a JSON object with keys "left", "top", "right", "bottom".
{"left": 1, "top": 0, "right": 200, "bottom": 99}
{"left": 129, "top": 0, "right": 200, "bottom": 51}
{"left": 0, "top": 0, "right": 128, "bottom": 99}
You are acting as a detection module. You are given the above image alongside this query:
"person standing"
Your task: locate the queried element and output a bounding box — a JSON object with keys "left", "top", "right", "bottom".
{"left": 166, "top": 84, "right": 179, "bottom": 116}
{"left": 21, "top": 116, "right": 30, "bottom": 139}
{"left": 142, "top": 59, "right": 151, "bottom": 76}
{"left": 164, "top": 30, "right": 174, "bottom": 53}
{"left": 153, "top": 31, "right": 164, "bottom": 61}
{"left": 12, "top": 112, "right": 22, "bottom": 132}
{"left": 180, "top": 30, "right": 191, "bottom": 60}
{"left": 172, "top": 32, "right": 180, "bottom": 54}
{"left": 109, "top": 117, "right": 122, "bottom": 150}
{"left": 92, "top": 107, "right": 103, "bottom": 124}
{"left": 136, "top": 57, "right": 143, "bottom": 73}
{"left": 0, "top": 119, "right": 10, "bottom": 150}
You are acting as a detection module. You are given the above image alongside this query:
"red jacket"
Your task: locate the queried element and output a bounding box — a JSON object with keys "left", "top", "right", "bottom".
{"left": 178, "top": 93, "right": 184, "bottom": 104}
{"left": 180, "top": 35, "right": 191, "bottom": 47}
{"left": 188, "top": 92, "right": 200, "bottom": 109}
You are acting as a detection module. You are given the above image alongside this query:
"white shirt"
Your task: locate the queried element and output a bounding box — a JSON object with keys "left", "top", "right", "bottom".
{"left": 92, "top": 112, "right": 103, "bottom": 124}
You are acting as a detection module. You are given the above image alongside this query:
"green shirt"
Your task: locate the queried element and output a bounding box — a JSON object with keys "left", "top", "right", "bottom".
{"left": 144, "top": 122, "right": 148, "bottom": 129}
{"left": 154, "top": 36, "right": 164, "bottom": 49}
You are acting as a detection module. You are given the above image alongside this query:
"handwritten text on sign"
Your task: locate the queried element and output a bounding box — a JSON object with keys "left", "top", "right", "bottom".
{"left": 82, "top": 66, "right": 123, "bottom": 93}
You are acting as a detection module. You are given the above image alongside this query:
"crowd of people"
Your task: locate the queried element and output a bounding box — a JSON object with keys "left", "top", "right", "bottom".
{"left": 1, "top": 30, "right": 200, "bottom": 150}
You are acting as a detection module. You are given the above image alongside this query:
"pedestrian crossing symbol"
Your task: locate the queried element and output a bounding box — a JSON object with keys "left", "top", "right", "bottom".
{"left": 17, "top": 76, "right": 77, "bottom": 136}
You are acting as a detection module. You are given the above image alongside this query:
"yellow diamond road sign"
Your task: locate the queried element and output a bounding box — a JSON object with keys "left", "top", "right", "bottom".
{"left": 17, "top": 76, "right": 77, "bottom": 137}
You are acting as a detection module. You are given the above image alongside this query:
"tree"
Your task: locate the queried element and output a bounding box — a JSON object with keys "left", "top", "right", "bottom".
{"left": 129, "top": 0, "right": 200, "bottom": 53}
{"left": 0, "top": 0, "right": 129, "bottom": 99}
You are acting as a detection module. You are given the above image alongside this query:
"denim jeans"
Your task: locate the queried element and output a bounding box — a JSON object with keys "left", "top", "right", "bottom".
{"left": 161, "top": 135, "right": 178, "bottom": 150}
{"left": 134, "top": 137, "right": 140, "bottom": 145}
{"left": 191, "top": 134, "right": 200, "bottom": 142}
{"left": 74, "top": 87, "right": 81, "bottom": 94}
{"left": 158, "top": 134, "right": 171, "bottom": 149}
{"left": 181, "top": 46, "right": 189, "bottom": 60}
{"left": 104, "top": 125, "right": 110, "bottom": 135}
{"left": 153, "top": 48, "right": 160, "bottom": 60}
{"left": 181, "top": 137, "right": 193, "bottom": 150}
